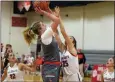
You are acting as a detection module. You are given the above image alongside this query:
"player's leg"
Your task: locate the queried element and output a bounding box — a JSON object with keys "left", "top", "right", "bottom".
{"left": 67, "top": 73, "right": 82, "bottom": 82}
{"left": 42, "top": 64, "right": 60, "bottom": 82}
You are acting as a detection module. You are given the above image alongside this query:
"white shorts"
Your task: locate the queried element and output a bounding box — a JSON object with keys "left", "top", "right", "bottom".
{"left": 63, "top": 73, "right": 82, "bottom": 82}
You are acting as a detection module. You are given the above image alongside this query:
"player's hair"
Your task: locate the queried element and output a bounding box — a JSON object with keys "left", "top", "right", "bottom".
{"left": 64, "top": 36, "right": 77, "bottom": 50}
{"left": 69, "top": 36, "right": 77, "bottom": 49}
{"left": 23, "top": 22, "right": 42, "bottom": 45}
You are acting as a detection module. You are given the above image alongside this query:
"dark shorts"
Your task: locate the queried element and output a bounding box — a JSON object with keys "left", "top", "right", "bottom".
{"left": 42, "top": 63, "right": 61, "bottom": 82}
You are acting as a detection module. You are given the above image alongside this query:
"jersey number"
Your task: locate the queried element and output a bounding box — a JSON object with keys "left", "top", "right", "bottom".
{"left": 10, "top": 74, "right": 16, "bottom": 79}
{"left": 62, "top": 60, "right": 69, "bottom": 67}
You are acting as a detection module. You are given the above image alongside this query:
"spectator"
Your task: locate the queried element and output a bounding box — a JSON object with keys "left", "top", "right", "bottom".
{"left": 1, "top": 56, "right": 4, "bottom": 77}
{"left": 77, "top": 49, "right": 86, "bottom": 78}
{"left": 25, "top": 54, "right": 34, "bottom": 75}
{"left": 1, "top": 43, "right": 4, "bottom": 59}
{"left": 1, "top": 43, "right": 3, "bottom": 52}
{"left": 21, "top": 54, "right": 26, "bottom": 64}
{"left": 27, "top": 54, "right": 34, "bottom": 67}
{"left": 1, "top": 43, "right": 4, "bottom": 76}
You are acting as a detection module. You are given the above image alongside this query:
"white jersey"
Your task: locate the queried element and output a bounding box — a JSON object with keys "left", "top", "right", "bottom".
{"left": 103, "top": 69, "right": 115, "bottom": 82}
{"left": 61, "top": 50, "right": 82, "bottom": 81}
{"left": 6, "top": 63, "right": 24, "bottom": 82}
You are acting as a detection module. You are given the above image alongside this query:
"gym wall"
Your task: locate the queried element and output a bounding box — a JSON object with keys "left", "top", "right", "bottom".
{"left": 1, "top": 1, "right": 30, "bottom": 57}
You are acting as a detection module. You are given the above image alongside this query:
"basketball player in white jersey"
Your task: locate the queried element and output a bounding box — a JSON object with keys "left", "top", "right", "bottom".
{"left": 54, "top": 7, "right": 82, "bottom": 82}
{"left": 101, "top": 56, "right": 115, "bottom": 82}
{"left": 1, "top": 53, "right": 36, "bottom": 82}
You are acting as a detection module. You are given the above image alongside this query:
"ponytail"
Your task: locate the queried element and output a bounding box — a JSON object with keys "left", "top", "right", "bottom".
{"left": 23, "top": 27, "right": 36, "bottom": 45}
{"left": 23, "top": 22, "right": 42, "bottom": 45}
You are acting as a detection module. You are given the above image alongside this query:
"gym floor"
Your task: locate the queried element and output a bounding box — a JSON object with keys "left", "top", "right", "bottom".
{"left": 24, "top": 74, "right": 91, "bottom": 82}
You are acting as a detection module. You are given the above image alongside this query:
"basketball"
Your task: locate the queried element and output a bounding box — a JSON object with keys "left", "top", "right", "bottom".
{"left": 33, "top": 1, "right": 49, "bottom": 11}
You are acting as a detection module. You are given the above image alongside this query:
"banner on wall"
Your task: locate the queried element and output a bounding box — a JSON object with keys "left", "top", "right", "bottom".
{"left": 91, "top": 64, "right": 106, "bottom": 82}
{"left": 24, "top": 1, "right": 31, "bottom": 11}
{"left": 12, "top": 17, "right": 27, "bottom": 27}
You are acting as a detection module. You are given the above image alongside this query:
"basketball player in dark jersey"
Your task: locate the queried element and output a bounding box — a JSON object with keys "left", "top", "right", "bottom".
{"left": 23, "top": 6, "right": 61, "bottom": 82}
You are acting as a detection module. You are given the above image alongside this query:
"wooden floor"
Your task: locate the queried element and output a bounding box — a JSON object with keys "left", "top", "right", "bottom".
{"left": 24, "top": 75, "right": 63, "bottom": 82}
{"left": 24, "top": 73, "right": 63, "bottom": 82}
{"left": 24, "top": 75, "right": 42, "bottom": 82}
{"left": 24, "top": 74, "right": 91, "bottom": 82}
